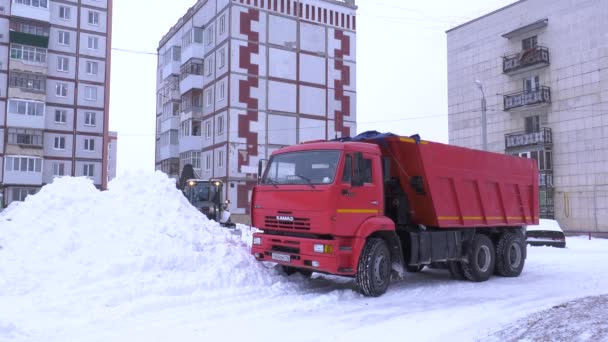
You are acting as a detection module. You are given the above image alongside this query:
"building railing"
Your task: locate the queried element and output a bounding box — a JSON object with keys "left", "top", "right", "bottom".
{"left": 504, "top": 86, "right": 551, "bottom": 111}
{"left": 505, "top": 127, "right": 552, "bottom": 149}
{"left": 539, "top": 170, "right": 553, "bottom": 188}
{"left": 503, "top": 46, "right": 550, "bottom": 74}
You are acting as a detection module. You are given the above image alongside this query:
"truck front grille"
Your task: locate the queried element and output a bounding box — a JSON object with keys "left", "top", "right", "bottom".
{"left": 264, "top": 216, "right": 311, "bottom": 231}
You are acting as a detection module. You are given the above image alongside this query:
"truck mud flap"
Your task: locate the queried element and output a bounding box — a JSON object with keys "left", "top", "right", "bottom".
{"left": 408, "top": 231, "right": 463, "bottom": 265}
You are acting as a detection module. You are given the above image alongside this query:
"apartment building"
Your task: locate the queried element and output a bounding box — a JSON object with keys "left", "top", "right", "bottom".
{"left": 156, "top": 0, "right": 357, "bottom": 221}
{"left": 0, "top": 0, "right": 115, "bottom": 207}
{"left": 447, "top": 0, "right": 608, "bottom": 232}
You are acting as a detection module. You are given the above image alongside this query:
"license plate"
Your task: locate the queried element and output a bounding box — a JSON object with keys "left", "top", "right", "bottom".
{"left": 272, "top": 253, "right": 291, "bottom": 263}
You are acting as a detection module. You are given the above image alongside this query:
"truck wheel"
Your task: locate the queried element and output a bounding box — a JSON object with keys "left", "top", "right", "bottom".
{"left": 406, "top": 265, "right": 425, "bottom": 273}
{"left": 495, "top": 233, "right": 525, "bottom": 277}
{"left": 356, "top": 238, "right": 391, "bottom": 297}
{"left": 448, "top": 261, "right": 466, "bottom": 280}
{"left": 462, "top": 234, "right": 495, "bottom": 282}
{"left": 281, "top": 266, "right": 313, "bottom": 278}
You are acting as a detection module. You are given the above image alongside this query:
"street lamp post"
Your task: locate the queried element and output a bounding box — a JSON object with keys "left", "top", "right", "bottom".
{"left": 474, "top": 80, "right": 488, "bottom": 151}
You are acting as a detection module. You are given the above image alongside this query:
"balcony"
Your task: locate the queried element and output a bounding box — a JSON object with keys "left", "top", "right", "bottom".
{"left": 504, "top": 86, "right": 551, "bottom": 111}
{"left": 179, "top": 136, "right": 203, "bottom": 153}
{"left": 505, "top": 127, "right": 552, "bottom": 149}
{"left": 180, "top": 74, "right": 204, "bottom": 95}
{"left": 503, "top": 46, "right": 550, "bottom": 75}
{"left": 11, "top": 2, "right": 50, "bottom": 22}
{"left": 160, "top": 116, "right": 180, "bottom": 132}
{"left": 539, "top": 170, "right": 553, "bottom": 188}
{"left": 180, "top": 106, "right": 203, "bottom": 122}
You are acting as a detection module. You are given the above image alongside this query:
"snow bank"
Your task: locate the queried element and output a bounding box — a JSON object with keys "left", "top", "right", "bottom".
{"left": 526, "top": 218, "right": 563, "bottom": 232}
{"left": 0, "top": 172, "right": 278, "bottom": 300}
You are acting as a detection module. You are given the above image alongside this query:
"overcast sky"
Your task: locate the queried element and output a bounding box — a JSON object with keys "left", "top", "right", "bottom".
{"left": 110, "top": 0, "right": 517, "bottom": 174}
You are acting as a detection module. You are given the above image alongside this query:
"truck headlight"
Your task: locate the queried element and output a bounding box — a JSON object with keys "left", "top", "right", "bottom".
{"left": 253, "top": 237, "right": 262, "bottom": 245}
{"left": 313, "top": 244, "right": 333, "bottom": 254}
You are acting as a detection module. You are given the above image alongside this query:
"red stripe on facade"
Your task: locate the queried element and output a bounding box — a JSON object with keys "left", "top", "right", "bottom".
{"left": 306, "top": 4, "right": 309, "bottom": 19}
{"left": 299, "top": 3, "right": 303, "bottom": 17}
{"left": 311, "top": 5, "right": 315, "bottom": 21}
{"left": 334, "top": 30, "right": 351, "bottom": 138}
{"left": 287, "top": 0, "right": 290, "bottom": 14}
{"left": 237, "top": 183, "right": 256, "bottom": 213}
{"left": 324, "top": 9, "right": 327, "bottom": 23}
{"left": 253, "top": 0, "right": 257, "bottom": 6}
{"left": 330, "top": 10, "right": 333, "bottom": 25}
{"left": 353, "top": 16, "right": 356, "bottom": 30}
{"left": 318, "top": 7, "right": 322, "bottom": 22}
{"left": 273, "top": 0, "right": 277, "bottom": 11}
{"left": 280, "top": 0, "right": 284, "bottom": 13}
{"left": 346, "top": 15, "right": 350, "bottom": 29}
{"left": 238, "top": 9, "right": 260, "bottom": 171}
{"left": 341, "top": 13, "right": 345, "bottom": 28}
{"left": 261, "top": 0, "right": 264, "bottom": 8}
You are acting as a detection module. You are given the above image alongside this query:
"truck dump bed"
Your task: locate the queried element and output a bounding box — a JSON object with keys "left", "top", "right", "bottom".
{"left": 368, "top": 135, "right": 539, "bottom": 228}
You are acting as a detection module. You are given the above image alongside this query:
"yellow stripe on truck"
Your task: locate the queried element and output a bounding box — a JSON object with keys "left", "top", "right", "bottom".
{"left": 337, "top": 209, "right": 379, "bottom": 214}
{"left": 438, "top": 216, "right": 539, "bottom": 221}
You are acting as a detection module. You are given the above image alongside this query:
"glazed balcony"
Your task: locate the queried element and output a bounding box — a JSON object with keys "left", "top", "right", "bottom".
{"left": 503, "top": 46, "right": 550, "bottom": 75}
{"left": 504, "top": 86, "right": 551, "bottom": 111}
{"left": 505, "top": 127, "right": 552, "bottom": 149}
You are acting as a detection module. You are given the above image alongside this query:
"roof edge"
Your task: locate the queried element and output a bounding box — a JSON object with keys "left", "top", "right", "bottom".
{"left": 445, "top": 0, "right": 527, "bottom": 34}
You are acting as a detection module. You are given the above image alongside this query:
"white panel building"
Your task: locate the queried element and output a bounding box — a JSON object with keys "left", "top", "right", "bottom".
{"left": 156, "top": 0, "right": 357, "bottom": 222}
{"left": 447, "top": 0, "right": 608, "bottom": 232}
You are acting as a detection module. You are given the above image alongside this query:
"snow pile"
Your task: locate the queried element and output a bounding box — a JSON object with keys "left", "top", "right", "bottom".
{"left": 526, "top": 218, "right": 563, "bottom": 232}
{"left": 0, "top": 172, "right": 278, "bottom": 300}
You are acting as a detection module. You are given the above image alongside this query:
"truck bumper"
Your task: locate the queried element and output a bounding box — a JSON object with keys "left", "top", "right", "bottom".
{"left": 251, "top": 232, "right": 359, "bottom": 276}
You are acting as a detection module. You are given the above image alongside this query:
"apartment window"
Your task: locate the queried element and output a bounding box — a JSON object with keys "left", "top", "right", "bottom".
{"left": 218, "top": 83, "right": 225, "bottom": 101}
{"left": 10, "top": 72, "right": 46, "bottom": 92}
{"left": 85, "top": 111, "right": 96, "bottom": 126}
{"left": 8, "top": 99, "right": 44, "bottom": 116}
{"left": 205, "top": 154, "right": 211, "bottom": 171}
{"left": 7, "top": 128, "right": 43, "bottom": 146}
{"left": 84, "top": 86, "right": 97, "bottom": 101}
{"left": 54, "top": 109, "right": 67, "bottom": 123}
{"left": 11, "top": 19, "right": 49, "bottom": 37}
{"left": 205, "top": 57, "right": 213, "bottom": 76}
{"left": 525, "top": 116, "right": 540, "bottom": 133}
{"left": 86, "top": 61, "right": 99, "bottom": 75}
{"left": 218, "top": 150, "right": 224, "bottom": 168}
{"left": 205, "top": 89, "right": 213, "bottom": 107}
{"left": 57, "top": 56, "right": 69, "bottom": 72}
{"left": 206, "top": 26, "right": 214, "bottom": 46}
{"left": 524, "top": 75, "right": 540, "bottom": 92}
{"left": 84, "top": 164, "right": 95, "bottom": 177}
{"left": 217, "top": 115, "right": 224, "bottom": 135}
{"left": 52, "top": 162, "right": 65, "bottom": 177}
{"left": 58, "top": 31, "right": 70, "bottom": 45}
{"left": 180, "top": 121, "right": 190, "bottom": 136}
{"left": 219, "top": 15, "right": 226, "bottom": 34}
{"left": 56, "top": 82, "right": 68, "bottom": 97}
{"left": 84, "top": 138, "right": 95, "bottom": 151}
{"left": 10, "top": 44, "right": 46, "bottom": 63}
{"left": 218, "top": 49, "right": 225, "bottom": 68}
{"left": 14, "top": 0, "right": 48, "bottom": 9}
{"left": 59, "top": 6, "right": 71, "bottom": 20}
{"left": 522, "top": 36, "right": 537, "bottom": 50}
{"left": 205, "top": 121, "right": 212, "bottom": 139}
{"left": 87, "top": 36, "right": 99, "bottom": 50}
{"left": 160, "top": 130, "right": 179, "bottom": 146}
{"left": 88, "top": 11, "right": 100, "bottom": 25}
{"left": 4, "top": 156, "right": 42, "bottom": 173}
{"left": 53, "top": 136, "right": 66, "bottom": 150}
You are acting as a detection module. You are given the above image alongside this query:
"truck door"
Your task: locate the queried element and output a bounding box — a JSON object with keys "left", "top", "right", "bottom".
{"left": 335, "top": 152, "right": 382, "bottom": 235}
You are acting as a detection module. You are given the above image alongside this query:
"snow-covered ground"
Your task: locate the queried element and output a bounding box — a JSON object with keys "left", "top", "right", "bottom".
{"left": 1, "top": 173, "right": 607, "bottom": 342}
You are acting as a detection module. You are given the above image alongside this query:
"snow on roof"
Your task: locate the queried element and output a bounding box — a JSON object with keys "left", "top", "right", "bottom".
{"left": 526, "top": 219, "right": 563, "bottom": 232}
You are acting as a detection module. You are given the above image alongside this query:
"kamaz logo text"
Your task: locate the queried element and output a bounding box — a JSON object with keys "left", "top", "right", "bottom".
{"left": 276, "top": 216, "right": 294, "bottom": 222}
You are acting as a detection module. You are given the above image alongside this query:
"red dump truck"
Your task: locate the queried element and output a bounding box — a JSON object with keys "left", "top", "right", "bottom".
{"left": 251, "top": 131, "right": 539, "bottom": 296}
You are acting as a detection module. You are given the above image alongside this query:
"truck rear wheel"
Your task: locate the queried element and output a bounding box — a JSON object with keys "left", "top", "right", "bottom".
{"left": 495, "top": 233, "right": 525, "bottom": 277}
{"left": 356, "top": 238, "right": 391, "bottom": 297}
{"left": 462, "top": 234, "right": 495, "bottom": 282}
{"left": 448, "top": 261, "right": 466, "bottom": 280}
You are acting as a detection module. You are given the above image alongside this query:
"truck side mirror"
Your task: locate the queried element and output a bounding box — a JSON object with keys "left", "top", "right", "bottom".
{"left": 257, "top": 159, "right": 267, "bottom": 183}
{"left": 352, "top": 152, "right": 364, "bottom": 187}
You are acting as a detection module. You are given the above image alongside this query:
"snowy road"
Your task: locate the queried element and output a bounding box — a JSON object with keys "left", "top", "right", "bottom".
{"left": 1, "top": 175, "right": 607, "bottom": 342}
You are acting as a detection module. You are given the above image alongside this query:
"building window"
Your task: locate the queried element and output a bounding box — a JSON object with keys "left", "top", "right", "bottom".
{"left": 206, "top": 26, "right": 214, "bottom": 46}
{"left": 10, "top": 72, "right": 46, "bottom": 92}
{"left": 86, "top": 61, "right": 99, "bottom": 75}
{"left": 10, "top": 44, "right": 46, "bottom": 64}
{"left": 4, "top": 156, "right": 42, "bottom": 173}
{"left": 84, "top": 86, "right": 97, "bottom": 101}
{"left": 85, "top": 111, "right": 97, "bottom": 126}
{"left": 219, "top": 15, "right": 226, "bottom": 34}
{"left": 57, "top": 56, "right": 69, "bottom": 72}
{"left": 205, "top": 154, "right": 211, "bottom": 171}
{"left": 88, "top": 11, "right": 100, "bottom": 26}
{"left": 523, "top": 75, "right": 539, "bottom": 93}
{"left": 217, "top": 115, "right": 224, "bottom": 135}
{"left": 522, "top": 36, "right": 537, "bottom": 50}
{"left": 8, "top": 99, "right": 44, "bottom": 116}
{"left": 87, "top": 36, "right": 99, "bottom": 50}
{"left": 59, "top": 6, "right": 71, "bottom": 20}
{"left": 53, "top": 136, "right": 66, "bottom": 150}
{"left": 11, "top": 188, "right": 38, "bottom": 202}
{"left": 54, "top": 109, "right": 67, "bottom": 123}
{"left": 525, "top": 116, "right": 540, "bottom": 133}
{"left": 56, "top": 82, "right": 68, "bottom": 97}
{"left": 11, "top": 19, "right": 49, "bottom": 37}
{"left": 205, "top": 57, "right": 213, "bottom": 76}
{"left": 205, "top": 121, "right": 212, "bottom": 139}
{"left": 84, "top": 138, "right": 95, "bottom": 151}
{"left": 52, "top": 162, "right": 65, "bottom": 177}
{"left": 58, "top": 30, "right": 70, "bottom": 45}
{"left": 84, "top": 164, "right": 95, "bottom": 177}
{"left": 14, "top": 0, "right": 48, "bottom": 9}
{"left": 218, "top": 150, "right": 224, "bottom": 168}
{"left": 218, "top": 49, "right": 225, "bottom": 68}
{"left": 7, "top": 128, "right": 43, "bottom": 146}
{"left": 205, "top": 89, "right": 213, "bottom": 107}
{"left": 218, "top": 83, "right": 225, "bottom": 101}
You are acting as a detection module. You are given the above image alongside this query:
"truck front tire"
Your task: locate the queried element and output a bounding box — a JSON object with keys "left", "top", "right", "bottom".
{"left": 356, "top": 238, "right": 391, "bottom": 297}
{"left": 462, "top": 234, "right": 495, "bottom": 282}
{"left": 495, "top": 233, "right": 525, "bottom": 277}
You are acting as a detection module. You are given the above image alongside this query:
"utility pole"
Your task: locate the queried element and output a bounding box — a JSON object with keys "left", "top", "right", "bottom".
{"left": 475, "top": 80, "right": 488, "bottom": 151}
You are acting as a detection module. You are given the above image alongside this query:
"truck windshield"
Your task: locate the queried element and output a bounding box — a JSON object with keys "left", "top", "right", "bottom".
{"left": 263, "top": 150, "right": 340, "bottom": 185}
